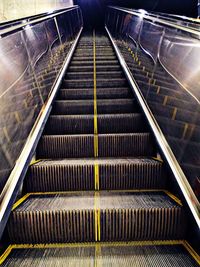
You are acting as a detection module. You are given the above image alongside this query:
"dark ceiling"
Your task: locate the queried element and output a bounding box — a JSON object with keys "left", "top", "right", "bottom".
{"left": 74, "top": 0, "right": 198, "bottom": 29}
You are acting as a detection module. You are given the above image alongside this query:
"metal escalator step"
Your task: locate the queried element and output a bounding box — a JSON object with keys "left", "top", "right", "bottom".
{"left": 37, "top": 133, "right": 154, "bottom": 158}
{"left": 52, "top": 99, "right": 137, "bottom": 115}
{"left": 58, "top": 88, "right": 131, "bottom": 100}
{"left": 72, "top": 56, "right": 116, "bottom": 61}
{"left": 63, "top": 78, "right": 127, "bottom": 88}
{"left": 25, "top": 158, "right": 164, "bottom": 192}
{"left": 70, "top": 59, "right": 119, "bottom": 66}
{"left": 66, "top": 71, "right": 124, "bottom": 79}
{"left": 7, "top": 192, "right": 185, "bottom": 243}
{"left": 1, "top": 243, "right": 199, "bottom": 266}
{"left": 74, "top": 52, "right": 115, "bottom": 57}
{"left": 68, "top": 65, "right": 121, "bottom": 72}
{"left": 45, "top": 114, "right": 145, "bottom": 134}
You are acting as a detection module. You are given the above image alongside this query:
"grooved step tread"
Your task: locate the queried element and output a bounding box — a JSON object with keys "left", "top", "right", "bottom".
{"left": 1, "top": 243, "right": 199, "bottom": 267}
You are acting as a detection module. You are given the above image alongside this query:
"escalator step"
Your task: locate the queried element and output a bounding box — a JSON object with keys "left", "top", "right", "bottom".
{"left": 25, "top": 158, "right": 164, "bottom": 192}
{"left": 58, "top": 88, "right": 132, "bottom": 100}
{"left": 44, "top": 114, "right": 145, "bottom": 134}
{"left": 68, "top": 65, "right": 121, "bottom": 72}
{"left": 37, "top": 133, "right": 154, "bottom": 158}
{"left": 66, "top": 71, "right": 124, "bottom": 79}
{"left": 52, "top": 99, "right": 137, "bottom": 115}
{"left": 1, "top": 243, "right": 198, "bottom": 267}
{"left": 7, "top": 192, "right": 185, "bottom": 243}
{"left": 70, "top": 59, "right": 119, "bottom": 66}
{"left": 63, "top": 78, "right": 127, "bottom": 88}
{"left": 72, "top": 55, "right": 116, "bottom": 61}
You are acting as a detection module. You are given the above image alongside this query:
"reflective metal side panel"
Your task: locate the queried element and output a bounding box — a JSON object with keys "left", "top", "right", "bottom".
{"left": 0, "top": 7, "right": 83, "bottom": 238}
{"left": 105, "top": 7, "right": 200, "bottom": 232}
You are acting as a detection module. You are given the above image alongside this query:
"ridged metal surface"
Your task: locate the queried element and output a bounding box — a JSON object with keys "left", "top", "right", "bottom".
{"left": 2, "top": 244, "right": 199, "bottom": 267}
{"left": 25, "top": 158, "right": 164, "bottom": 192}
{"left": 37, "top": 133, "right": 154, "bottom": 158}
{"left": 58, "top": 87, "right": 132, "bottom": 100}
{"left": 45, "top": 114, "right": 144, "bottom": 134}
{"left": 63, "top": 78, "right": 127, "bottom": 88}
{"left": 52, "top": 99, "right": 137, "bottom": 115}
{"left": 4, "top": 33, "right": 195, "bottom": 265}
{"left": 7, "top": 192, "right": 185, "bottom": 243}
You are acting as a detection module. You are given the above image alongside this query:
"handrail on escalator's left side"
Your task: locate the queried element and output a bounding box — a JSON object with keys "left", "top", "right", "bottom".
{"left": 0, "top": 20, "right": 83, "bottom": 240}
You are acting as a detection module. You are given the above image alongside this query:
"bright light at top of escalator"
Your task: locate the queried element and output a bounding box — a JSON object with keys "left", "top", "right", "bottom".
{"left": 138, "top": 9, "right": 147, "bottom": 15}
{"left": 138, "top": 9, "right": 147, "bottom": 18}
{"left": 24, "top": 24, "right": 31, "bottom": 29}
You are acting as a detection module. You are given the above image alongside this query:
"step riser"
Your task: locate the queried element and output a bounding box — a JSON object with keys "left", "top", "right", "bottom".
{"left": 45, "top": 115, "right": 145, "bottom": 134}
{"left": 26, "top": 162, "right": 164, "bottom": 192}
{"left": 8, "top": 207, "right": 185, "bottom": 243}
{"left": 66, "top": 72, "right": 124, "bottom": 79}
{"left": 52, "top": 102, "right": 137, "bottom": 115}
{"left": 70, "top": 60, "right": 119, "bottom": 66}
{"left": 37, "top": 134, "right": 155, "bottom": 158}
{"left": 58, "top": 89, "right": 131, "bottom": 100}
{"left": 68, "top": 66, "right": 121, "bottom": 72}
{"left": 63, "top": 79, "right": 127, "bottom": 88}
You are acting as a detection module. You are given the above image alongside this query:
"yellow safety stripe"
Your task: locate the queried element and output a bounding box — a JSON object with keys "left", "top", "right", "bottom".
{"left": 11, "top": 189, "right": 182, "bottom": 212}
{"left": 94, "top": 192, "right": 101, "bottom": 241}
{"left": 30, "top": 159, "right": 42, "bottom": 166}
{"left": 172, "top": 107, "right": 177, "bottom": 120}
{"left": 14, "top": 112, "right": 21, "bottom": 123}
{"left": 3, "top": 127, "right": 10, "bottom": 143}
{"left": 12, "top": 193, "right": 31, "bottom": 211}
{"left": 163, "top": 95, "right": 168, "bottom": 106}
{"left": 93, "top": 29, "right": 98, "bottom": 158}
{"left": 182, "top": 123, "right": 189, "bottom": 139}
{"left": 93, "top": 30, "right": 100, "bottom": 244}
{"left": 164, "top": 190, "right": 182, "bottom": 206}
{"left": 183, "top": 241, "right": 200, "bottom": 265}
{"left": 94, "top": 163, "right": 99, "bottom": 190}
{"left": 152, "top": 156, "right": 163, "bottom": 163}
{"left": 1, "top": 240, "right": 199, "bottom": 265}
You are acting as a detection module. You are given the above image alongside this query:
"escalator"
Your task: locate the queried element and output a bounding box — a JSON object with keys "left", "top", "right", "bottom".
{"left": 0, "top": 31, "right": 199, "bottom": 266}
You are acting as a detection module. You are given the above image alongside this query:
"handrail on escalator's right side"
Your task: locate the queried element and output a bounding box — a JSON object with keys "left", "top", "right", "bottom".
{"left": 105, "top": 25, "right": 200, "bottom": 230}
{"left": 108, "top": 6, "right": 200, "bottom": 37}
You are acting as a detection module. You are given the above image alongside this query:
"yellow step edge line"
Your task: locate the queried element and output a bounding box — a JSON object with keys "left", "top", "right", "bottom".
{"left": 182, "top": 123, "right": 189, "bottom": 139}
{"left": 152, "top": 157, "right": 163, "bottom": 163}
{"left": 1, "top": 240, "right": 199, "bottom": 265}
{"left": 12, "top": 193, "right": 32, "bottom": 211}
{"left": 164, "top": 190, "right": 182, "bottom": 206}
{"left": 93, "top": 30, "right": 100, "bottom": 245}
{"left": 11, "top": 189, "right": 182, "bottom": 211}
{"left": 94, "top": 192, "right": 100, "bottom": 242}
{"left": 95, "top": 163, "right": 99, "bottom": 191}
{"left": 30, "top": 159, "right": 42, "bottom": 166}
{"left": 95, "top": 242, "right": 102, "bottom": 267}
{"left": 183, "top": 241, "right": 200, "bottom": 264}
